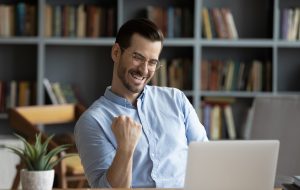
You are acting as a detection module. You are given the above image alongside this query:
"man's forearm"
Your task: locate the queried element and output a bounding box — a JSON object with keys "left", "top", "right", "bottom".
{"left": 106, "top": 149, "right": 134, "bottom": 187}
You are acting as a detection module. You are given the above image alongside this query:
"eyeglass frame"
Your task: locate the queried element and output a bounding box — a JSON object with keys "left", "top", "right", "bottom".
{"left": 119, "top": 46, "right": 162, "bottom": 71}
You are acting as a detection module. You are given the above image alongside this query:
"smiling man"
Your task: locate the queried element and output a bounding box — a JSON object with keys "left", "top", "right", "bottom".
{"left": 74, "top": 18, "right": 208, "bottom": 188}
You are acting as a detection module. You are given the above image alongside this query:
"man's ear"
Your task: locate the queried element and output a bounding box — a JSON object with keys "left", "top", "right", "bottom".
{"left": 111, "top": 43, "right": 120, "bottom": 63}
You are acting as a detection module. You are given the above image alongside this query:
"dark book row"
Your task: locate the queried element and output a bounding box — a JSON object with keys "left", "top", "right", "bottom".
{"left": 146, "top": 6, "right": 193, "bottom": 38}
{"left": 0, "top": 3, "right": 36, "bottom": 37}
{"left": 0, "top": 80, "right": 36, "bottom": 113}
{"left": 44, "top": 4, "right": 116, "bottom": 38}
{"left": 201, "top": 59, "right": 272, "bottom": 92}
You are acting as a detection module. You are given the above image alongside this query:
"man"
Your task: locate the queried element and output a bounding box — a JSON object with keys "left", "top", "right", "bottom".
{"left": 74, "top": 18, "right": 208, "bottom": 188}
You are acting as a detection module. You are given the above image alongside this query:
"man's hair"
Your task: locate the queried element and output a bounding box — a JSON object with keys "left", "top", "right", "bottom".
{"left": 115, "top": 18, "right": 164, "bottom": 50}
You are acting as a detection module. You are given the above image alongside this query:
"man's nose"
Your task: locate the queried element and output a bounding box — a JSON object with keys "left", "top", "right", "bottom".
{"left": 137, "top": 61, "right": 149, "bottom": 74}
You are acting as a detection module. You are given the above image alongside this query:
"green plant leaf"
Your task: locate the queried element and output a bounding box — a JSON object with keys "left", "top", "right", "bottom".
{"left": 34, "top": 133, "right": 42, "bottom": 159}
{"left": 40, "top": 134, "right": 54, "bottom": 155}
{"left": 4, "top": 133, "right": 73, "bottom": 171}
{"left": 5, "top": 146, "right": 34, "bottom": 170}
{"left": 14, "top": 133, "right": 35, "bottom": 159}
{"left": 43, "top": 145, "right": 70, "bottom": 165}
{"left": 46, "top": 153, "right": 77, "bottom": 170}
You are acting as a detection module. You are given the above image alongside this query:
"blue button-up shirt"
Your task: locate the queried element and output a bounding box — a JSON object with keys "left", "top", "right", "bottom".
{"left": 74, "top": 85, "right": 208, "bottom": 188}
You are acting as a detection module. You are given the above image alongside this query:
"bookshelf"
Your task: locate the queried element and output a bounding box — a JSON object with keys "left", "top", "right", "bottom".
{"left": 0, "top": 0, "right": 300, "bottom": 138}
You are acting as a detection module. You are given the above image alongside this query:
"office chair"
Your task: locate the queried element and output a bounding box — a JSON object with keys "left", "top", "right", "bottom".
{"left": 9, "top": 104, "right": 87, "bottom": 188}
{"left": 250, "top": 96, "right": 300, "bottom": 185}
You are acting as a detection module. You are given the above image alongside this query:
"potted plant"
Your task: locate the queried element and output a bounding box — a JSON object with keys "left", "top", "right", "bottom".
{"left": 1, "top": 133, "right": 75, "bottom": 190}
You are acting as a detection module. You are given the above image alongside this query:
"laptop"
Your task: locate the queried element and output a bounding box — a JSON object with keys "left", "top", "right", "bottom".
{"left": 184, "top": 140, "right": 280, "bottom": 190}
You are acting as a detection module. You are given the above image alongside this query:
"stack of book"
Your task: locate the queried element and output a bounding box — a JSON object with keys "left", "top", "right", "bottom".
{"left": 200, "top": 97, "right": 237, "bottom": 140}
{"left": 0, "top": 80, "right": 36, "bottom": 113}
{"left": 43, "top": 78, "right": 79, "bottom": 105}
{"left": 201, "top": 59, "right": 272, "bottom": 92}
{"left": 202, "top": 7, "right": 238, "bottom": 39}
{"left": 146, "top": 6, "right": 193, "bottom": 38}
{"left": 0, "top": 3, "right": 36, "bottom": 37}
{"left": 281, "top": 8, "right": 300, "bottom": 41}
{"left": 44, "top": 4, "right": 116, "bottom": 37}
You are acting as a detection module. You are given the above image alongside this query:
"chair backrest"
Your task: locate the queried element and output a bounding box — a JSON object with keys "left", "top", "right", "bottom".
{"left": 250, "top": 96, "right": 300, "bottom": 178}
{"left": 9, "top": 104, "right": 85, "bottom": 149}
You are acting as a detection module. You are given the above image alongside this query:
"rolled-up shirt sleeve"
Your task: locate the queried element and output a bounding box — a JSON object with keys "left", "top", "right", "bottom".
{"left": 180, "top": 91, "right": 209, "bottom": 143}
{"left": 74, "top": 114, "right": 115, "bottom": 188}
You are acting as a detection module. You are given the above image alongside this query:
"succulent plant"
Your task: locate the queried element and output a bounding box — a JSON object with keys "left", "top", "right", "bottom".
{"left": 1, "top": 133, "right": 76, "bottom": 171}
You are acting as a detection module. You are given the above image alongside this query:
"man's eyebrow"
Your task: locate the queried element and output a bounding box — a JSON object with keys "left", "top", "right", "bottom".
{"left": 133, "top": 51, "right": 145, "bottom": 58}
{"left": 133, "top": 51, "right": 159, "bottom": 61}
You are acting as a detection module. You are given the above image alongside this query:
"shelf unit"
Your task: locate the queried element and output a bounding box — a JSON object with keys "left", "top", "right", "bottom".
{"left": 0, "top": 0, "right": 300, "bottom": 137}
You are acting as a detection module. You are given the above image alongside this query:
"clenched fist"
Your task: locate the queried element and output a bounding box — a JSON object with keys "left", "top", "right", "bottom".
{"left": 111, "top": 115, "right": 142, "bottom": 153}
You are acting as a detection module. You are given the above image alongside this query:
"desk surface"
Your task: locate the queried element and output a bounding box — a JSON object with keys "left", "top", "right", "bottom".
{"left": 54, "top": 188, "right": 283, "bottom": 190}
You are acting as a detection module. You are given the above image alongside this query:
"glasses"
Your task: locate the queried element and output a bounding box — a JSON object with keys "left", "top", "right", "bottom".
{"left": 120, "top": 47, "right": 162, "bottom": 72}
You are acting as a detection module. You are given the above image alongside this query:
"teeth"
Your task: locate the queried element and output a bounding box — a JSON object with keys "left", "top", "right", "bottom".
{"left": 132, "top": 73, "right": 144, "bottom": 80}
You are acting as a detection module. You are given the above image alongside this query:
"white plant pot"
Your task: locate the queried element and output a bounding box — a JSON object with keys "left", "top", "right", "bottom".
{"left": 20, "top": 169, "right": 54, "bottom": 190}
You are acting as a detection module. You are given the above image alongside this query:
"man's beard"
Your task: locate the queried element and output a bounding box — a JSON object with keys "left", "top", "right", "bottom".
{"left": 117, "top": 63, "right": 150, "bottom": 93}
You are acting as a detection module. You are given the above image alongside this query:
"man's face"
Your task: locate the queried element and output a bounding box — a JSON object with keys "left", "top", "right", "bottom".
{"left": 116, "top": 34, "right": 162, "bottom": 94}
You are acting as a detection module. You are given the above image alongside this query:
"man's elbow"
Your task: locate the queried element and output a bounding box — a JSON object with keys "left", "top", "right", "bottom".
{"left": 89, "top": 171, "right": 112, "bottom": 188}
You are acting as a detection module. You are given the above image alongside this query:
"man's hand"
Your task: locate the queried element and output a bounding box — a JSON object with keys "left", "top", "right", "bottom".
{"left": 107, "top": 116, "right": 141, "bottom": 187}
{"left": 111, "top": 115, "right": 142, "bottom": 153}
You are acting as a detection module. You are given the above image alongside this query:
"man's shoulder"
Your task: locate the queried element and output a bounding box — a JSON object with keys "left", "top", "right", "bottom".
{"left": 79, "top": 97, "right": 107, "bottom": 119}
{"left": 146, "top": 85, "right": 183, "bottom": 97}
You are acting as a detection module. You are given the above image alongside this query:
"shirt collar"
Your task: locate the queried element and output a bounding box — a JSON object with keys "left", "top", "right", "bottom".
{"left": 104, "top": 86, "right": 147, "bottom": 108}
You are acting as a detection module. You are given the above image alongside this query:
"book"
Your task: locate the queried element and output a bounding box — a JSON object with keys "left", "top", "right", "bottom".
{"left": 224, "top": 105, "right": 236, "bottom": 139}
{"left": 237, "top": 62, "right": 245, "bottom": 90}
{"left": 106, "top": 7, "right": 115, "bottom": 37}
{"left": 201, "top": 60, "right": 209, "bottom": 90}
{"left": 52, "top": 82, "right": 66, "bottom": 104}
{"left": 167, "top": 6, "right": 174, "bottom": 38}
{"left": 76, "top": 4, "right": 86, "bottom": 37}
{"left": 18, "top": 81, "right": 30, "bottom": 106}
{"left": 182, "top": 7, "right": 193, "bottom": 37}
{"left": 210, "top": 105, "right": 221, "bottom": 140}
{"left": 202, "top": 7, "right": 212, "bottom": 39}
{"left": 290, "top": 8, "right": 300, "bottom": 41}
{"left": 168, "top": 59, "right": 183, "bottom": 89}
{"left": 60, "top": 83, "right": 78, "bottom": 103}
{"left": 225, "top": 60, "right": 234, "bottom": 91}
{"left": 43, "top": 78, "right": 58, "bottom": 105}
{"left": 9, "top": 80, "right": 17, "bottom": 108}
{"left": 209, "top": 60, "right": 220, "bottom": 91}
{"left": 281, "top": 8, "right": 289, "bottom": 39}
{"left": 174, "top": 7, "right": 182, "bottom": 37}
{"left": 44, "top": 4, "right": 52, "bottom": 37}
{"left": 67, "top": 5, "right": 76, "bottom": 37}
{"left": 147, "top": 6, "right": 165, "bottom": 36}
{"left": 211, "top": 8, "right": 228, "bottom": 38}
{"left": 221, "top": 8, "right": 238, "bottom": 39}
{"left": 158, "top": 59, "right": 167, "bottom": 87}
{"left": 53, "top": 5, "right": 62, "bottom": 37}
